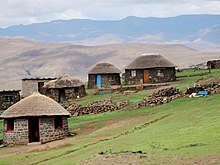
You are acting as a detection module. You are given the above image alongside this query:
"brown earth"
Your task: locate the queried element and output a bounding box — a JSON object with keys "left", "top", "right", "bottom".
{"left": 80, "top": 153, "right": 220, "bottom": 165}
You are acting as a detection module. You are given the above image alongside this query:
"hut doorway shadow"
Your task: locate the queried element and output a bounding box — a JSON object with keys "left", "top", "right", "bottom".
{"left": 28, "top": 117, "right": 40, "bottom": 143}
{"left": 59, "top": 89, "right": 66, "bottom": 102}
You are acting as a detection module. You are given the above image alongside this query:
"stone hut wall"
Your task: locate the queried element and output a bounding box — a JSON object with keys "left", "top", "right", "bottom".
{"left": 88, "top": 74, "right": 96, "bottom": 89}
{"left": 3, "top": 118, "right": 29, "bottom": 145}
{"left": 22, "top": 79, "right": 54, "bottom": 97}
{"left": 40, "top": 117, "right": 69, "bottom": 143}
{"left": 44, "top": 86, "right": 86, "bottom": 102}
{"left": 0, "top": 91, "right": 20, "bottom": 110}
{"left": 149, "top": 68, "right": 176, "bottom": 83}
{"left": 207, "top": 60, "right": 220, "bottom": 69}
{"left": 3, "top": 117, "right": 69, "bottom": 145}
{"left": 88, "top": 74, "right": 121, "bottom": 89}
{"left": 125, "top": 68, "right": 176, "bottom": 85}
{"left": 125, "top": 69, "right": 144, "bottom": 85}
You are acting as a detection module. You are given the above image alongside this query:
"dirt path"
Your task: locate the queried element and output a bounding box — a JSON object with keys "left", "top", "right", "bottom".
{"left": 0, "top": 137, "right": 74, "bottom": 158}
{"left": 80, "top": 153, "right": 220, "bottom": 165}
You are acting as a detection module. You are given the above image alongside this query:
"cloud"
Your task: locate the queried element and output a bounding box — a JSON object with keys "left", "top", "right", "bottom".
{"left": 0, "top": 0, "right": 220, "bottom": 27}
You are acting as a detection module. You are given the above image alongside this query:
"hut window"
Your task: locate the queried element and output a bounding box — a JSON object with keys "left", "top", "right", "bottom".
{"left": 54, "top": 117, "right": 63, "bottom": 129}
{"left": 4, "top": 96, "right": 13, "bottom": 103}
{"left": 6, "top": 119, "right": 14, "bottom": 131}
{"left": 131, "top": 70, "right": 136, "bottom": 77}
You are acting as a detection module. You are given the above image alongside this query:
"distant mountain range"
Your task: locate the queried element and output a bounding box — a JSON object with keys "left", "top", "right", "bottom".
{"left": 0, "top": 14, "right": 220, "bottom": 50}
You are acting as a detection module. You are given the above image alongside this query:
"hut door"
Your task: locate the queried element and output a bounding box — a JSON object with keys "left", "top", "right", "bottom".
{"left": 96, "top": 75, "right": 102, "bottom": 88}
{"left": 143, "top": 70, "right": 149, "bottom": 83}
{"left": 28, "top": 117, "right": 40, "bottom": 143}
{"left": 59, "top": 89, "right": 66, "bottom": 102}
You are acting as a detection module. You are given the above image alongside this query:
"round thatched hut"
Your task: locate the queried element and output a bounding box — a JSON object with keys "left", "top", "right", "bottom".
{"left": 0, "top": 92, "right": 70, "bottom": 145}
{"left": 88, "top": 63, "right": 121, "bottom": 89}
{"left": 125, "top": 54, "right": 176, "bottom": 85}
{"left": 43, "top": 74, "right": 86, "bottom": 102}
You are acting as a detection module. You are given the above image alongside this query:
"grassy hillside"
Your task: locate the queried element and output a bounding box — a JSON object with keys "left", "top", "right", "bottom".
{"left": 0, "top": 69, "right": 219, "bottom": 164}
{"left": 0, "top": 94, "right": 219, "bottom": 164}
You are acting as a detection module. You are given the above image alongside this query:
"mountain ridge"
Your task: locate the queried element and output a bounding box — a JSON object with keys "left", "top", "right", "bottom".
{"left": 0, "top": 14, "right": 220, "bottom": 50}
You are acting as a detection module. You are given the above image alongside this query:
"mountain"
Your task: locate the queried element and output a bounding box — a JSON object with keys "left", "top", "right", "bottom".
{"left": 1, "top": 38, "right": 220, "bottom": 91}
{"left": 0, "top": 15, "right": 220, "bottom": 50}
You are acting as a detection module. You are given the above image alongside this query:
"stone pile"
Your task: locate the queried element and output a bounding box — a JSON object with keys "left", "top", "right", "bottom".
{"left": 136, "top": 87, "right": 181, "bottom": 108}
{"left": 66, "top": 99, "right": 130, "bottom": 116}
{"left": 185, "top": 82, "right": 220, "bottom": 95}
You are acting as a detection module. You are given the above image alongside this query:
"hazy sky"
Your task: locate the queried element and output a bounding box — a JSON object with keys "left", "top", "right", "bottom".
{"left": 0, "top": 0, "right": 220, "bottom": 28}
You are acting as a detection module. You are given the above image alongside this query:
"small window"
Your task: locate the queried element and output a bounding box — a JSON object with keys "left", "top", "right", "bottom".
{"left": 6, "top": 119, "right": 14, "bottom": 131}
{"left": 131, "top": 70, "right": 136, "bottom": 77}
{"left": 54, "top": 117, "right": 63, "bottom": 129}
{"left": 4, "top": 96, "right": 13, "bottom": 103}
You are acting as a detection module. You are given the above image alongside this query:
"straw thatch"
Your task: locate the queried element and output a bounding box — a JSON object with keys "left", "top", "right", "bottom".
{"left": 125, "top": 54, "right": 176, "bottom": 69}
{"left": 0, "top": 92, "right": 70, "bottom": 118}
{"left": 88, "top": 63, "right": 121, "bottom": 74}
{"left": 43, "top": 74, "right": 83, "bottom": 89}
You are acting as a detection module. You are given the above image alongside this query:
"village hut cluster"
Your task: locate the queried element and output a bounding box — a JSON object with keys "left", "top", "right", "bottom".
{"left": 1, "top": 53, "right": 219, "bottom": 145}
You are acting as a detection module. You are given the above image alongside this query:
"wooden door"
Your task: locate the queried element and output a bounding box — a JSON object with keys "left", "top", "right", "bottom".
{"left": 143, "top": 70, "right": 149, "bottom": 83}
{"left": 96, "top": 75, "right": 102, "bottom": 88}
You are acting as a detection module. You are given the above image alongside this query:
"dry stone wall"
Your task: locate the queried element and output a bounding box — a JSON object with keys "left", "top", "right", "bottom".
{"left": 185, "top": 82, "right": 220, "bottom": 95}
{"left": 136, "top": 87, "right": 181, "bottom": 108}
{"left": 66, "top": 99, "right": 130, "bottom": 116}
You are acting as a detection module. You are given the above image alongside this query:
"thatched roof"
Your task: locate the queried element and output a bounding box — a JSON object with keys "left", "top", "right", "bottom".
{"left": 43, "top": 74, "right": 83, "bottom": 89}
{"left": 88, "top": 63, "right": 121, "bottom": 74}
{"left": 0, "top": 92, "right": 70, "bottom": 118}
{"left": 125, "top": 54, "right": 176, "bottom": 69}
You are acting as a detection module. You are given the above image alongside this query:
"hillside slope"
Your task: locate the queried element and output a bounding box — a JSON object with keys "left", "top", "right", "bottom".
{"left": 1, "top": 38, "right": 220, "bottom": 90}
{"left": 0, "top": 93, "right": 219, "bottom": 164}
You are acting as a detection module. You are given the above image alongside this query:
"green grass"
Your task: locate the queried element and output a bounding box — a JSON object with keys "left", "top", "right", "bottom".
{"left": 78, "top": 90, "right": 150, "bottom": 106}
{"left": 0, "top": 69, "right": 220, "bottom": 164}
{"left": 0, "top": 94, "right": 219, "bottom": 164}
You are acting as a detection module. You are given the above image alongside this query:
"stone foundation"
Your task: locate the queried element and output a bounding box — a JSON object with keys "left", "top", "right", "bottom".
{"left": 3, "top": 117, "right": 69, "bottom": 145}
{"left": 0, "top": 91, "right": 20, "bottom": 110}
{"left": 43, "top": 86, "right": 86, "bottom": 102}
{"left": 125, "top": 68, "right": 176, "bottom": 85}
{"left": 88, "top": 74, "right": 121, "bottom": 89}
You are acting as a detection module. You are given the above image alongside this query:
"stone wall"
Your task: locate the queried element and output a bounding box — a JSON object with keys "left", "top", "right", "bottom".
{"left": 125, "top": 68, "right": 176, "bottom": 85}
{"left": 22, "top": 79, "right": 54, "bottom": 97}
{"left": 149, "top": 68, "right": 176, "bottom": 83}
{"left": 88, "top": 74, "right": 96, "bottom": 89}
{"left": 40, "top": 117, "right": 69, "bottom": 143}
{"left": 101, "top": 74, "right": 121, "bottom": 88}
{"left": 88, "top": 74, "right": 121, "bottom": 89}
{"left": 3, "top": 117, "right": 69, "bottom": 145}
{"left": 43, "top": 86, "right": 86, "bottom": 102}
{"left": 0, "top": 91, "right": 20, "bottom": 110}
{"left": 3, "top": 118, "right": 29, "bottom": 145}
{"left": 125, "top": 69, "right": 144, "bottom": 85}
{"left": 207, "top": 60, "right": 220, "bottom": 69}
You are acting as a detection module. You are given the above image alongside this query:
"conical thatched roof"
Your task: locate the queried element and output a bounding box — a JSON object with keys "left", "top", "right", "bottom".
{"left": 0, "top": 92, "right": 70, "bottom": 118}
{"left": 125, "top": 54, "right": 176, "bottom": 69}
{"left": 43, "top": 74, "right": 83, "bottom": 89}
{"left": 88, "top": 63, "right": 121, "bottom": 74}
